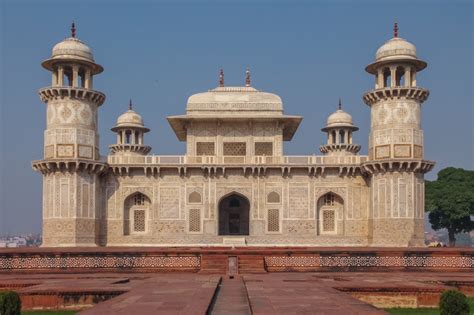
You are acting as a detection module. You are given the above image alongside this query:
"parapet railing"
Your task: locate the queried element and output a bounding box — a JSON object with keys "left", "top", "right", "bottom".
{"left": 107, "top": 155, "right": 368, "bottom": 166}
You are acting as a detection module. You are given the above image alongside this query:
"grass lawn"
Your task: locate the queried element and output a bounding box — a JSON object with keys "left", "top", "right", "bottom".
{"left": 22, "top": 311, "right": 77, "bottom": 315}
{"left": 385, "top": 297, "right": 474, "bottom": 315}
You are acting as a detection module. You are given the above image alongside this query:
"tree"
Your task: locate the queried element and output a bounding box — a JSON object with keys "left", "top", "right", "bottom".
{"left": 425, "top": 167, "right": 474, "bottom": 247}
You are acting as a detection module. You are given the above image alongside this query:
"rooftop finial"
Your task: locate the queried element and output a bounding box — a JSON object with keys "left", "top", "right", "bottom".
{"left": 129, "top": 99, "right": 133, "bottom": 110}
{"left": 219, "top": 68, "right": 224, "bottom": 87}
{"left": 338, "top": 98, "right": 342, "bottom": 110}
{"left": 393, "top": 22, "right": 398, "bottom": 38}
{"left": 71, "top": 22, "right": 76, "bottom": 38}
{"left": 245, "top": 67, "right": 251, "bottom": 87}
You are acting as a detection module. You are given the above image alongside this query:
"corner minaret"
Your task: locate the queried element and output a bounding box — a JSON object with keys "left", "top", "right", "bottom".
{"left": 362, "top": 24, "right": 434, "bottom": 246}
{"left": 320, "top": 99, "right": 360, "bottom": 156}
{"left": 32, "top": 23, "right": 107, "bottom": 247}
{"left": 110, "top": 100, "right": 151, "bottom": 155}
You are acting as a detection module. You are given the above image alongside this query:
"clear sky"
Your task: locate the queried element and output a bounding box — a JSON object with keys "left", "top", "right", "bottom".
{"left": 0, "top": 0, "right": 472, "bottom": 234}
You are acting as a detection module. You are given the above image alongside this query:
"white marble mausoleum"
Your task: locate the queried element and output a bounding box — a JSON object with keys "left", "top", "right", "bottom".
{"left": 33, "top": 23, "right": 434, "bottom": 247}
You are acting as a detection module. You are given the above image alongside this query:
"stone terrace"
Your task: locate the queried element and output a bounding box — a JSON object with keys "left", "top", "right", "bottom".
{"left": 1, "top": 271, "right": 473, "bottom": 314}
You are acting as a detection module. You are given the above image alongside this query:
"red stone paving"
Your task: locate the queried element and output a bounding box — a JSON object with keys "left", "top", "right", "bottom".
{"left": 243, "top": 274, "right": 387, "bottom": 314}
{"left": 77, "top": 274, "right": 221, "bottom": 315}
{"left": 1, "top": 271, "right": 473, "bottom": 314}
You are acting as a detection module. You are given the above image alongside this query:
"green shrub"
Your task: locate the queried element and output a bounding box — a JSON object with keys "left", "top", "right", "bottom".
{"left": 439, "top": 290, "right": 470, "bottom": 315}
{"left": 0, "top": 291, "right": 21, "bottom": 315}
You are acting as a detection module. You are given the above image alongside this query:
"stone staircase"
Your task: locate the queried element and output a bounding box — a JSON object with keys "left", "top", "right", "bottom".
{"left": 238, "top": 255, "right": 266, "bottom": 274}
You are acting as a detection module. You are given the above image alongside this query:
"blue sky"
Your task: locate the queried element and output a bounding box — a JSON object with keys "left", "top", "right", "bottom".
{"left": 0, "top": 0, "right": 472, "bottom": 234}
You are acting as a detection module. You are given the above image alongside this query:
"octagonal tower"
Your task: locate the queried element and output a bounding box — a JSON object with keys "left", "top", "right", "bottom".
{"left": 32, "top": 24, "right": 107, "bottom": 247}
{"left": 362, "top": 24, "right": 434, "bottom": 246}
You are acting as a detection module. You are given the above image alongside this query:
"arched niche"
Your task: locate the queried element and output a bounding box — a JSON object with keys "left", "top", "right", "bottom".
{"left": 218, "top": 192, "right": 250, "bottom": 236}
{"left": 123, "top": 192, "right": 151, "bottom": 235}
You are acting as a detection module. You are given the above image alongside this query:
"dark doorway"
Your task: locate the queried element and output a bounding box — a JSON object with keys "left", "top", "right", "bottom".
{"left": 218, "top": 194, "right": 250, "bottom": 235}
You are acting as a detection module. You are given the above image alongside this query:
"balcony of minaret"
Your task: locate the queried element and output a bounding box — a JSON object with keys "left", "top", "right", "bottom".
{"left": 38, "top": 86, "right": 105, "bottom": 106}
{"left": 363, "top": 86, "right": 429, "bottom": 106}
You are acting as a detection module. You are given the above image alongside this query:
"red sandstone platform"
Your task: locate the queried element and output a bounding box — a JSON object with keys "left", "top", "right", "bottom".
{"left": 1, "top": 247, "right": 473, "bottom": 313}
{"left": 1, "top": 271, "right": 473, "bottom": 314}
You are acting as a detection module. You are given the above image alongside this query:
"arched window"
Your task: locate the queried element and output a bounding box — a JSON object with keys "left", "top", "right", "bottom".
{"left": 332, "top": 131, "right": 337, "bottom": 144}
{"left": 339, "top": 130, "right": 345, "bottom": 144}
{"left": 188, "top": 191, "right": 202, "bottom": 204}
{"left": 395, "top": 66, "right": 405, "bottom": 87}
{"left": 78, "top": 67, "right": 86, "bottom": 88}
{"left": 63, "top": 66, "right": 73, "bottom": 87}
{"left": 125, "top": 130, "right": 131, "bottom": 144}
{"left": 134, "top": 193, "right": 145, "bottom": 205}
{"left": 135, "top": 132, "right": 140, "bottom": 144}
{"left": 124, "top": 192, "right": 150, "bottom": 235}
{"left": 317, "top": 192, "right": 343, "bottom": 235}
{"left": 323, "top": 193, "right": 335, "bottom": 206}
{"left": 383, "top": 68, "right": 391, "bottom": 88}
{"left": 267, "top": 191, "right": 280, "bottom": 204}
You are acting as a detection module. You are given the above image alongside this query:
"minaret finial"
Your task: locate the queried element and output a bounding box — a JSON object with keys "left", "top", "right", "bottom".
{"left": 71, "top": 22, "right": 76, "bottom": 38}
{"left": 338, "top": 98, "right": 342, "bottom": 110}
{"left": 129, "top": 99, "right": 133, "bottom": 110}
{"left": 245, "top": 67, "right": 251, "bottom": 87}
{"left": 393, "top": 22, "right": 398, "bottom": 38}
{"left": 219, "top": 69, "right": 224, "bottom": 87}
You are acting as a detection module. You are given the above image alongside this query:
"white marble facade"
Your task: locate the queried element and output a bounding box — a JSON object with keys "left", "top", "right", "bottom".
{"left": 33, "top": 24, "right": 434, "bottom": 247}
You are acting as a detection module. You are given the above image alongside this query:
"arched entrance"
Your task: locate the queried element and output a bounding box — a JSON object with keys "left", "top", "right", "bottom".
{"left": 218, "top": 193, "right": 250, "bottom": 235}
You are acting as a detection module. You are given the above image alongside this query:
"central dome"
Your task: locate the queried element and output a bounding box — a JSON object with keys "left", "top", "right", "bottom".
{"left": 186, "top": 86, "right": 283, "bottom": 114}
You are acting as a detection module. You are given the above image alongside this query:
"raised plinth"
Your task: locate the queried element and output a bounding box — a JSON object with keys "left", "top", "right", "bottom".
{"left": 361, "top": 159, "right": 435, "bottom": 175}
{"left": 0, "top": 247, "right": 472, "bottom": 274}
{"left": 38, "top": 86, "right": 106, "bottom": 106}
{"left": 32, "top": 159, "right": 108, "bottom": 175}
{"left": 363, "top": 87, "right": 429, "bottom": 106}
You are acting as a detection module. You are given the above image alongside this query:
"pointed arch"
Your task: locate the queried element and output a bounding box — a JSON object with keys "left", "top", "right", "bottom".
{"left": 218, "top": 192, "right": 250, "bottom": 236}
{"left": 315, "top": 191, "right": 344, "bottom": 235}
{"left": 123, "top": 192, "right": 151, "bottom": 235}
{"left": 188, "top": 191, "right": 202, "bottom": 204}
{"left": 267, "top": 191, "right": 281, "bottom": 204}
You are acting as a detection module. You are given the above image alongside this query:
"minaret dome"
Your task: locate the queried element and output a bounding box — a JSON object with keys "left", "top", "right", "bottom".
{"left": 110, "top": 100, "right": 151, "bottom": 155}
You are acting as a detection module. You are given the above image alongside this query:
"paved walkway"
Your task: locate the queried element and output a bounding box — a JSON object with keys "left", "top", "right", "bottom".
{"left": 244, "top": 274, "right": 387, "bottom": 315}
{"left": 2, "top": 271, "right": 473, "bottom": 314}
{"left": 208, "top": 276, "right": 252, "bottom": 315}
{"left": 78, "top": 274, "right": 220, "bottom": 315}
